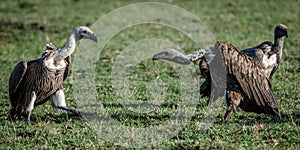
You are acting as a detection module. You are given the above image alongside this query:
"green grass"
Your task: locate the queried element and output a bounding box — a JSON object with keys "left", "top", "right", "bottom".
{"left": 1, "top": 0, "right": 299, "bottom": 149}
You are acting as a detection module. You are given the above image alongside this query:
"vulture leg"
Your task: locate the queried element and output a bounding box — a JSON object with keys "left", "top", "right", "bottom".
{"left": 272, "top": 108, "right": 283, "bottom": 121}
{"left": 224, "top": 90, "right": 242, "bottom": 122}
{"left": 224, "top": 92, "right": 232, "bottom": 122}
{"left": 26, "top": 91, "right": 36, "bottom": 124}
{"left": 224, "top": 111, "right": 232, "bottom": 122}
{"left": 51, "top": 89, "right": 81, "bottom": 115}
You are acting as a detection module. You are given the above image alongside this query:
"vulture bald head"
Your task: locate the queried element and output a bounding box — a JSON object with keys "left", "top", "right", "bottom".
{"left": 74, "top": 26, "right": 98, "bottom": 43}
{"left": 153, "top": 48, "right": 192, "bottom": 65}
{"left": 274, "top": 24, "right": 288, "bottom": 38}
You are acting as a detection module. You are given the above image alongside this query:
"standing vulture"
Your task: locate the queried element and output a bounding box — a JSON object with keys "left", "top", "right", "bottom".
{"left": 8, "top": 26, "right": 98, "bottom": 124}
{"left": 153, "top": 24, "right": 288, "bottom": 121}
{"left": 194, "top": 24, "right": 288, "bottom": 101}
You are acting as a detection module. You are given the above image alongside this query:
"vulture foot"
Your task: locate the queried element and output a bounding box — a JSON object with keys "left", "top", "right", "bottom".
{"left": 56, "top": 106, "right": 82, "bottom": 116}
{"left": 273, "top": 108, "right": 283, "bottom": 122}
{"left": 224, "top": 110, "right": 232, "bottom": 122}
{"left": 25, "top": 111, "right": 32, "bottom": 125}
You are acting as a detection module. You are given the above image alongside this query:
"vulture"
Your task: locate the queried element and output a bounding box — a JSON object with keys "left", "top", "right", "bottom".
{"left": 8, "top": 26, "right": 98, "bottom": 124}
{"left": 196, "top": 24, "right": 288, "bottom": 101}
{"left": 153, "top": 24, "right": 288, "bottom": 121}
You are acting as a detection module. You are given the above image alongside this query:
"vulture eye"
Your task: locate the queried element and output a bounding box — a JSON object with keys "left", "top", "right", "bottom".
{"left": 82, "top": 30, "right": 87, "bottom": 34}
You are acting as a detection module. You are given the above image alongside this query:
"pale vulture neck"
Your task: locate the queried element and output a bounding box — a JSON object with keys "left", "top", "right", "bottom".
{"left": 271, "top": 35, "right": 285, "bottom": 57}
{"left": 53, "top": 30, "right": 78, "bottom": 63}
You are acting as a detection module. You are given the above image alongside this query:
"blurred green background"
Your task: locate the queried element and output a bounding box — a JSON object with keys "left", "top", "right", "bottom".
{"left": 0, "top": 0, "right": 299, "bottom": 149}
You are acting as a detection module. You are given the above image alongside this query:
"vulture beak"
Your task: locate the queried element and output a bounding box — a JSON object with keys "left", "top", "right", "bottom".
{"left": 152, "top": 49, "right": 192, "bottom": 65}
{"left": 90, "top": 34, "right": 98, "bottom": 43}
{"left": 285, "top": 30, "right": 288, "bottom": 38}
{"left": 152, "top": 53, "right": 161, "bottom": 61}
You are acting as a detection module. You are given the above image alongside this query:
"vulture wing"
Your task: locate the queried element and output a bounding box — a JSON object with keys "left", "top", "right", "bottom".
{"left": 239, "top": 40, "right": 282, "bottom": 80}
{"left": 241, "top": 41, "right": 273, "bottom": 58}
{"left": 9, "top": 60, "right": 27, "bottom": 105}
{"left": 211, "top": 41, "right": 279, "bottom": 111}
{"left": 207, "top": 43, "right": 227, "bottom": 103}
{"left": 64, "top": 56, "right": 71, "bottom": 81}
{"left": 200, "top": 41, "right": 274, "bottom": 99}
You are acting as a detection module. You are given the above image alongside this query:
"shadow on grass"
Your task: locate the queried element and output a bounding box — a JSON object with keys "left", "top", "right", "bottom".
{"left": 1, "top": 110, "right": 84, "bottom": 125}
{"left": 84, "top": 102, "right": 300, "bottom": 127}
{"left": 212, "top": 112, "right": 300, "bottom": 126}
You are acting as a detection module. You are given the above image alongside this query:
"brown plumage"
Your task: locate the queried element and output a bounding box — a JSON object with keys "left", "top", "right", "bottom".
{"left": 213, "top": 41, "right": 282, "bottom": 121}
{"left": 153, "top": 41, "right": 283, "bottom": 121}
{"left": 200, "top": 24, "right": 288, "bottom": 101}
{"left": 8, "top": 26, "right": 98, "bottom": 124}
{"left": 9, "top": 44, "right": 65, "bottom": 117}
{"left": 152, "top": 24, "right": 287, "bottom": 121}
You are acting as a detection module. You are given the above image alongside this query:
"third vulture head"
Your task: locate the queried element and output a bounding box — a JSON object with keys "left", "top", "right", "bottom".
{"left": 275, "top": 24, "right": 288, "bottom": 38}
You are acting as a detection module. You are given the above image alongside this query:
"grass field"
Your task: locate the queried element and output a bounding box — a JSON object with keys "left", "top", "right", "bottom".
{"left": 0, "top": 0, "right": 299, "bottom": 149}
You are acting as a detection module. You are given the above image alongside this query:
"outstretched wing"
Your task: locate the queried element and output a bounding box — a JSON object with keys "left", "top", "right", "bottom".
{"left": 211, "top": 41, "right": 279, "bottom": 110}
{"left": 9, "top": 60, "right": 27, "bottom": 105}
{"left": 198, "top": 41, "right": 275, "bottom": 99}
{"left": 206, "top": 44, "right": 227, "bottom": 103}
